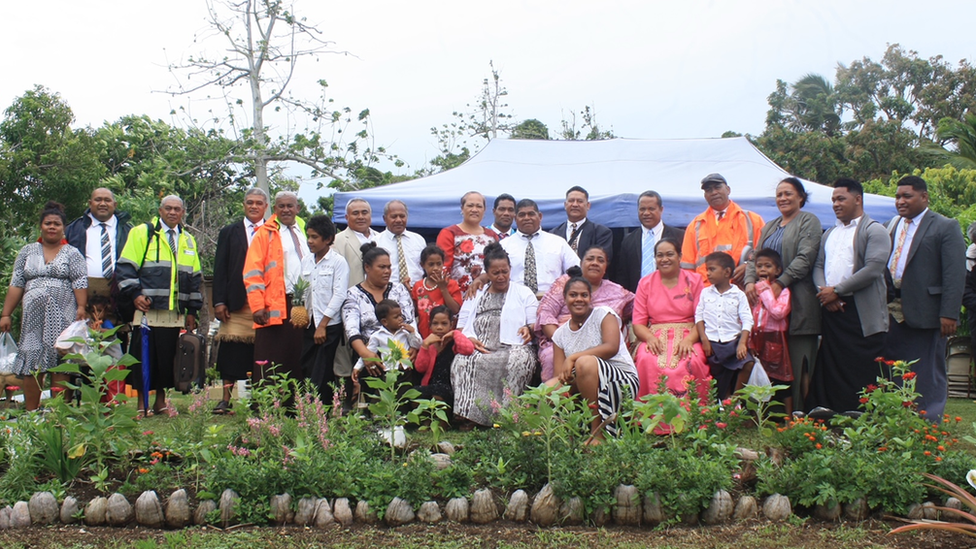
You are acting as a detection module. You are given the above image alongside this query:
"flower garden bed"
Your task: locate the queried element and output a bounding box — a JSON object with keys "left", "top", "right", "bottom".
{"left": 1, "top": 349, "right": 975, "bottom": 539}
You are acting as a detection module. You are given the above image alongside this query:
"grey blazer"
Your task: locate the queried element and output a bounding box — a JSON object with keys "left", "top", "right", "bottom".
{"left": 885, "top": 210, "right": 966, "bottom": 329}
{"left": 745, "top": 211, "right": 822, "bottom": 335}
{"left": 814, "top": 214, "right": 891, "bottom": 337}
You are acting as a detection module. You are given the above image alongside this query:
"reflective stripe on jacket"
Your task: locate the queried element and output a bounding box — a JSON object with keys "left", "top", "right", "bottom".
{"left": 243, "top": 215, "right": 306, "bottom": 328}
{"left": 680, "top": 201, "right": 764, "bottom": 283}
{"left": 115, "top": 218, "right": 203, "bottom": 315}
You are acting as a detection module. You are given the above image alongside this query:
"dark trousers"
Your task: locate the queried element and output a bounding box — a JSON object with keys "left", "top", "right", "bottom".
{"left": 302, "top": 321, "right": 344, "bottom": 404}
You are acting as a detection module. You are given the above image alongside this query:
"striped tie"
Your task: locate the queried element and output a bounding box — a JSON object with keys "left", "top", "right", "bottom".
{"left": 889, "top": 219, "right": 911, "bottom": 283}
{"left": 396, "top": 234, "right": 409, "bottom": 285}
{"left": 100, "top": 223, "right": 113, "bottom": 278}
{"left": 641, "top": 229, "right": 656, "bottom": 278}
{"left": 167, "top": 229, "right": 177, "bottom": 257}
{"left": 289, "top": 225, "right": 305, "bottom": 260}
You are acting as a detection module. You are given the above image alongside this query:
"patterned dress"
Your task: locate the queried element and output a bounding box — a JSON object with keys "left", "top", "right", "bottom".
{"left": 451, "top": 292, "right": 536, "bottom": 425}
{"left": 9, "top": 243, "right": 87, "bottom": 375}
{"left": 552, "top": 306, "right": 639, "bottom": 436}
{"left": 436, "top": 225, "right": 499, "bottom": 293}
{"left": 411, "top": 278, "right": 462, "bottom": 339}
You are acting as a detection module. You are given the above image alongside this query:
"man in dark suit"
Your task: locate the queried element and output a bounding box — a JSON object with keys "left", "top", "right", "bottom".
{"left": 211, "top": 188, "right": 269, "bottom": 413}
{"left": 884, "top": 175, "right": 966, "bottom": 421}
{"left": 549, "top": 186, "right": 613, "bottom": 263}
{"left": 612, "top": 190, "right": 685, "bottom": 293}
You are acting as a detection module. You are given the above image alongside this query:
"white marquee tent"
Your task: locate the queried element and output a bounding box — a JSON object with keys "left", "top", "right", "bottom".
{"left": 331, "top": 137, "right": 896, "bottom": 230}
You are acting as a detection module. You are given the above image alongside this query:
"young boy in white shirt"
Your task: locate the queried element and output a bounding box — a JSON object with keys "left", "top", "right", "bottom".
{"left": 695, "top": 252, "right": 755, "bottom": 401}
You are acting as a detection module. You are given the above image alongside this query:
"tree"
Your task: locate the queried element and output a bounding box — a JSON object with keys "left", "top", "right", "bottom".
{"left": 0, "top": 85, "right": 105, "bottom": 232}
{"left": 511, "top": 119, "right": 550, "bottom": 140}
{"left": 558, "top": 105, "right": 614, "bottom": 141}
{"left": 168, "top": 0, "right": 386, "bottom": 195}
{"left": 929, "top": 113, "right": 976, "bottom": 170}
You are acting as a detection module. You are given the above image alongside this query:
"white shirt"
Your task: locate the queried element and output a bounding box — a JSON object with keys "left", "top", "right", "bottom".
{"left": 376, "top": 229, "right": 426, "bottom": 284}
{"left": 887, "top": 208, "right": 927, "bottom": 280}
{"left": 84, "top": 214, "right": 118, "bottom": 278}
{"left": 301, "top": 249, "right": 349, "bottom": 327}
{"left": 695, "top": 284, "right": 754, "bottom": 343}
{"left": 279, "top": 223, "right": 310, "bottom": 293}
{"left": 458, "top": 283, "right": 539, "bottom": 346}
{"left": 824, "top": 216, "right": 861, "bottom": 287}
{"left": 500, "top": 230, "right": 580, "bottom": 295}
{"left": 564, "top": 217, "right": 587, "bottom": 241}
{"left": 244, "top": 218, "right": 265, "bottom": 246}
{"left": 354, "top": 325, "right": 422, "bottom": 371}
{"left": 353, "top": 228, "right": 377, "bottom": 246}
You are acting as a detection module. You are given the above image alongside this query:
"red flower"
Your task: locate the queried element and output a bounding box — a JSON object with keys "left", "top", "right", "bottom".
{"left": 458, "top": 239, "right": 475, "bottom": 254}
{"left": 716, "top": 422, "right": 727, "bottom": 429}
{"left": 874, "top": 357, "right": 886, "bottom": 363}
{"left": 815, "top": 443, "right": 822, "bottom": 449}
{"left": 885, "top": 360, "right": 896, "bottom": 366}
{"left": 866, "top": 384, "right": 878, "bottom": 392}
{"left": 902, "top": 401, "right": 912, "bottom": 408}
{"left": 859, "top": 397, "right": 869, "bottom": 404}
{"left": 902, "top": 372, "right": 917, "bottom": 380}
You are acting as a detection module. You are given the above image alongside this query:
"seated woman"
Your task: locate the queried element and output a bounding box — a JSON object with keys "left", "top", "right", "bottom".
{"left": 633, "top": 238, "right": 710, "bottom": 401}
{"left": 451, "top": 242, "right": 537, "bottom": 428}
{"left": 548, "top": 275, "right": 639, "bottom": 442}
{"left": 342, "top": 243, "right": 418, "bottom": 390}
{"left": 536, "top": 246, "right": 634, "bottom": 382}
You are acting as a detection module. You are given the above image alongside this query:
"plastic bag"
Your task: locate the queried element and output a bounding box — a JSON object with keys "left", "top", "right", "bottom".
{"left": 0, "top": 332, "right": 17, "bottom": 375}
{"left": 746, "top": 359, "right": 772, "bottom": 401}
{"left": 55, "top": 320, "right": 90, "bottom": 356}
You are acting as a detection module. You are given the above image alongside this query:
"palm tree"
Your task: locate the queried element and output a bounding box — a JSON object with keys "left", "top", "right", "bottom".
{"left": 932, "top": 113, "right": 976, "bottom": 169}
{"left": 790, "top": 73, "right": 842, "bottom": 136}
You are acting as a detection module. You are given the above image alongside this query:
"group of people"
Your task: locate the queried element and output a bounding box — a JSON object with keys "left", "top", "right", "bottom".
{"left": 1, "top": 172, "right": 969, "bottom": 433}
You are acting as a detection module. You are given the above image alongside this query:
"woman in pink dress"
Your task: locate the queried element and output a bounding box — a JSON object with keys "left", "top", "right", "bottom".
{"left": 536, "top": 246, "right": 633, "bottom": 382}
{"left": 633, "top": 238, "right": 710, "bottom": 401}
{"left": 436, "top": 191, "right": 499, "bottom": 293}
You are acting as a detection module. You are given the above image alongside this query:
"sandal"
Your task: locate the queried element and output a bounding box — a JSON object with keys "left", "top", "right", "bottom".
{"left": 212, "top": 400, "right": 232, "bottom": 415}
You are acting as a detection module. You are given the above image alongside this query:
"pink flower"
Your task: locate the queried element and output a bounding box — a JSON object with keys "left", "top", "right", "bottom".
{"left": 142, "top": 430, "right": 154, "bottom": 436}
{"left": 716, "top": 422, "right": 727, "bottom": 429}
{"left": 255, "top": 360, "right": 269, "bottom": 366}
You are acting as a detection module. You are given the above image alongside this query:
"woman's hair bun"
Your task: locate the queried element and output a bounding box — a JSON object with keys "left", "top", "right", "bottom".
{"left": 360, "top": 241, "right": 378, "bottom": 255}
{"left": 566, "top": 266, "right": 583, "bottom": 278}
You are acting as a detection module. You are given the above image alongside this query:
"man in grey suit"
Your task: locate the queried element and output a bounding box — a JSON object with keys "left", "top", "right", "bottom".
{"left": 807, "top": 179, "right": 891, "bottom": 413}
{"left": 612, "top": 190, "right": 685, "bottom": 293}
{"left": 884, "top": 175, "right": 966, "bottom": 421}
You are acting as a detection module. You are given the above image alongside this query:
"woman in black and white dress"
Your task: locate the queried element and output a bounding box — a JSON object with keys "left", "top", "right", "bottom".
{"left": 550, "top": 273, "right": 639, "bottom": 441}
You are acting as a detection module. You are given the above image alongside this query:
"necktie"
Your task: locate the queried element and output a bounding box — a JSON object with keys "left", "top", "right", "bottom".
{"left": 889, "top": 219, "right": 911, "bottom": 282}
{"left": 289, "top": 225, "right": 305, "bottom": 260}
{"left": 569, "top": 222, "right": 579, "bottom": 253}
{"left": 524, "top": 234, "right": 538, "bottom": 294}
{"left": 717, "top": 211, "right": 726, "bottom": 221}
{"left": 396, "top": 234, "right": 409, "bottom": 285}
{"left": 100, "top": 223, "right": 113, "bottom": 278}
{"left": 167, "top": 229, "right": 177, "bottom": 257}
{"left": 641, "top": 228, "right": 656, "bottom": 278}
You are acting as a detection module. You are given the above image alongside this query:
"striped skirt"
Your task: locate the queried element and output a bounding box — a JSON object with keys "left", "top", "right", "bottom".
{"left": 596, "top": 358, "right": 640, "bottom": 437}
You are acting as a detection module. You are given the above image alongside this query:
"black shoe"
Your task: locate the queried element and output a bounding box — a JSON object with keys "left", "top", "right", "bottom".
{"left": 213, "top": 400, "right": 232, "bottom": 415}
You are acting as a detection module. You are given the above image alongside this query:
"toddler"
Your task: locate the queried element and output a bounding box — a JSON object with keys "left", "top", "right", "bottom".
{"left": 750, "top": 248, "right": 793, "bottom": 413}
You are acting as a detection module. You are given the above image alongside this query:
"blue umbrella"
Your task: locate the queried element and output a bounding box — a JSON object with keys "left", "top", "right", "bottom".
{"left": 140, "top": 315, "right": 151, "bottom": 412}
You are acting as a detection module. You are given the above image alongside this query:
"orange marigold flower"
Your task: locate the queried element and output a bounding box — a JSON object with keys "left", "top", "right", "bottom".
{"left": 924, "top": 451, "right": 931, "bottom": 456}
{"left": 138, "top": 468, "right": 149, "bottom": 474}
{"left": 956, "top": 416, "right": 963, "bottom": 422}
{"left": 938, "top": 445, "right": 945, "bottom": 451}
{"left": 935, "top": 456, "right": 943, "bottom": 462}
{"left": 878, "top": 447, "right": 888, "bottom": 452}
{"left": 815, "top": 443, "right": 822, "bottom": 449}
{"left": 902, "top": 372, "right": 917, "bottom": 380}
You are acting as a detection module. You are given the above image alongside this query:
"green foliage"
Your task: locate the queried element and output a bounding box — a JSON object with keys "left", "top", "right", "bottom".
{"left": 634, "top": 447, "right": 736, "bottom": 519}
{"left": 864, "top": 165, "right": 976, "bottom": 234}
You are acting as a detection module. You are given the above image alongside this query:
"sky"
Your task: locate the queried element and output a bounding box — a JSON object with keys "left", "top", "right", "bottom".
{"left": 4, "top": 0, "right": 976, "bottom": 201}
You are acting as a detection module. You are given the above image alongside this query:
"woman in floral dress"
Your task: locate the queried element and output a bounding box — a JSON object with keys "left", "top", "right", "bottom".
{"left": 436, "top": 191, "right": 499, "bottom": 293}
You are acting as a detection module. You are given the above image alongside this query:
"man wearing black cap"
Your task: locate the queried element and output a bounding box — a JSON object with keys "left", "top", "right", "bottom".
{"left": 680, "top": 173, "right": 764, "bottom": 285}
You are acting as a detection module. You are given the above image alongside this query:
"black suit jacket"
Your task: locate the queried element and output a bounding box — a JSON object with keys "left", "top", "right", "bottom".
{"left": 549, "top": 219, "right": 614, "bottom": 263}
{"left": 611, "top": 224, "right": 685, "bottom": 293}
{"left": 213, "top": 220, "right": 250, "bottom": 311}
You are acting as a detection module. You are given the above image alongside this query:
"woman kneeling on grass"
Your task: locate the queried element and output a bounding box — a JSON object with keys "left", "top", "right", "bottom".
{"left": 548, "top": 272, "right": 639, "bottom": 442}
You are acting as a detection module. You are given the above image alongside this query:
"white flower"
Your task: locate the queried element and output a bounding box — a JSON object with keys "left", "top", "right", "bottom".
{"left": 966, "top": 470, "right": 976, "bottom": 491}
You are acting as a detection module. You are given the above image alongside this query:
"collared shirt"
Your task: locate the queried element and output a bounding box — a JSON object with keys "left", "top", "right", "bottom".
{"left": 300, "top": 248, "right": 349, "bottom": 327}
{"left": 489, "top": 224, "right": 516, "bottom": 239}
{"left": 376, "top": 229, "right": 426, "bottom": 284}
{"left": 244, "top": 218, "right": 265, "bottom": 246}
{"left": 353, "top": 227, "right": 377, "bottom": 246}
{"left": 85, "top": 214, "right": 118, "bottom": 278}
{"left": 887, "top": 208, "right": 927, "bottom": 280}
{"left": 279, "top": 223, "right": 310, "bottom": 293}
{"left": 714, "top": 209, "right": 727, "bottom": 221}
{"left": 500, "top": 230, "right": 580, "bottom": 295}
{"left": 824, "top": 216, "right": 861, "bottom": 288}
{"left": 564, "top": 217, "right": 588, "bottom": 241}
{"left": 695, "top": 284, "right": 753, "bottom": 343}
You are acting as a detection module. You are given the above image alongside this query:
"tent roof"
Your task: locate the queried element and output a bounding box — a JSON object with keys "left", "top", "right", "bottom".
{"left": 332, "top": 137, "right": 895, "bottom": 229}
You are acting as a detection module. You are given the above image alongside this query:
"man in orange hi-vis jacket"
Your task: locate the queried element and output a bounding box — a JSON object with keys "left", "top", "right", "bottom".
{"left": 681, "top": 173, "right": 764, "bottom": 286}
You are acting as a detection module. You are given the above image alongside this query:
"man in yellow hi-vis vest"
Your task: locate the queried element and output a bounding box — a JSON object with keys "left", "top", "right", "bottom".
{"left": 116, "top": 195, "right": 202, "bottom": 416}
